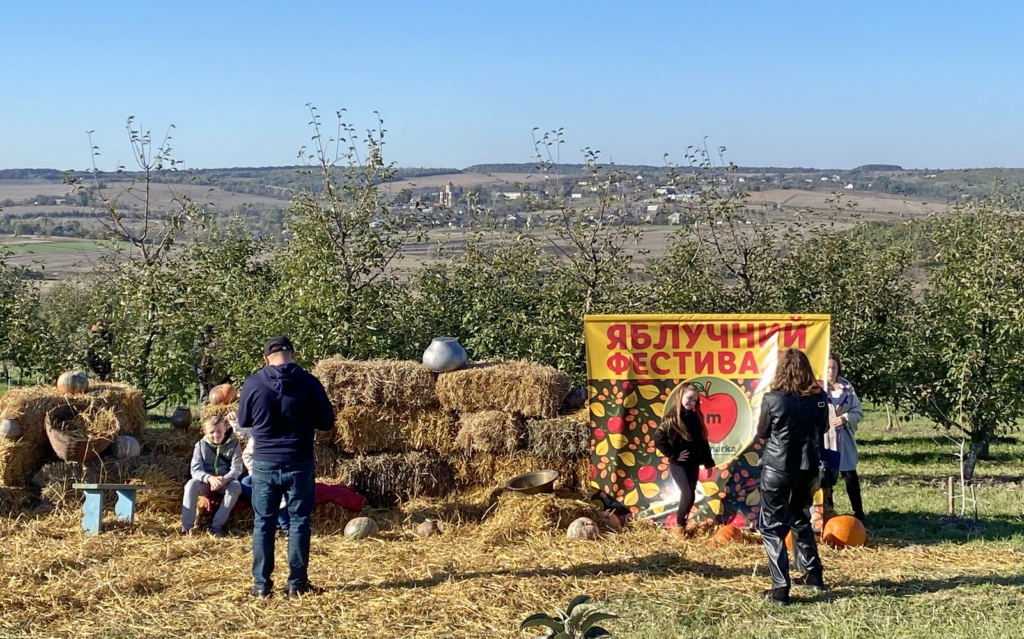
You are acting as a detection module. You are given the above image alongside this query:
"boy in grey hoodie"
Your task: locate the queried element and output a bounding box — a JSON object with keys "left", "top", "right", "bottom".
{"left": 181, "top": 415, "right": 244, "bottom": 536}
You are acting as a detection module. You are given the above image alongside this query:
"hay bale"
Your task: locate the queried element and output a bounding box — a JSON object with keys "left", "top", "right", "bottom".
{"left": 0, "top": 382, "right": 146, "bottom": 486}
{"left": 31, "top": 454, "right": 189, "bottom": 514}
{"left": 312, "top": 358, "right": 438, "bottom": 410}
{"left": 478, "top": 491, "right": 603, "bottom": 544}
{"left": 200, "top": 403, "right": 238, "bottom": 420}
{"left": 136, "top": 427, "right": 197, "bottom": 459}
{"left": 334, "top": 406, "right": 457, "bottom": 455}
{"left": 435, "top": 361, "right": 570, "bottom": 418}
{"left": 333, "top": 451, "right": 456, "bottom": 508}
{"left": 449, "top": 452, "right": 591, "bottom": 494}
{"left": 0, "top": 487, "right": 34, "bottom": 516}
{"left": 314, "top": 442, "right": 342, "bottom": 478}
{"left": 455, "top": 411, "right": 525, "bottom": 455}
{"left": 0, "top": 438, "right": 52, "bottom": 487}
{"left": 526, "top": 408, "right": 590, "bottom": 461}
{"left": 314, "top": 501, "right": 356, "bottom": 534}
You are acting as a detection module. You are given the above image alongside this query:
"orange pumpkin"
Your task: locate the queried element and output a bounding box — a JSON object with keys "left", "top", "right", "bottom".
{"left": 56, "top": 371, "right": 89, "bottom": 394}
{"left": 208, "top": 383, "right": 238, "bottom": 405}
{"left": 821, "top": 515, "right": 867, "bottom": 548}
{"left": 710, "top": 524, "right": 745, "bottom": 546}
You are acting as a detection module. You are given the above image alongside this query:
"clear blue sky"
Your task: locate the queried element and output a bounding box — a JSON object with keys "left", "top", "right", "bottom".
{"left": 1, "top": 0, "right": 1022, "bottom": 171}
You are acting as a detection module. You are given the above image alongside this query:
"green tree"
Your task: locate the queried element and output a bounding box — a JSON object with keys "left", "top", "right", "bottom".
{"left": 902, "top": 201, "right": 1024, "bottom": 479}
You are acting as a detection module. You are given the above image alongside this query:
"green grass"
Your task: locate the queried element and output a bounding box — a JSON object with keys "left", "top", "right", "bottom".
{"left": 607, "top": 406, "right": 1024, "bottom": 639}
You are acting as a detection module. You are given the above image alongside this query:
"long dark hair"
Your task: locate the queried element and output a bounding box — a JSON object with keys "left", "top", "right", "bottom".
{"left": 658, "top": 383, "right": 708, "bottom": 442}
{"left": 770, "top": 348, "right": 821, "bottom": 396}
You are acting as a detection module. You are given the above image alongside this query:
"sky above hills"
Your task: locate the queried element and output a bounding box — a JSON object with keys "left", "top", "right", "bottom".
{"left": 2, "top": 0, "right": 1022, "bottom": 171}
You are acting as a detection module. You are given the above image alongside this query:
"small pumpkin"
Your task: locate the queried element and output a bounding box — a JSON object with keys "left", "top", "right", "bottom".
{"left": 414, "top": 519, "right": 445, "bottom": 538}
{"left": 566, "top": 517, "right": 600, "bottom": 540}
{"left": 56, "top": 371, "right": 89, "bottom": 394}
{"left": 710, "top": 524, "right": 745, "bottom": 546}
{"left": 171, "top": 406, "right": 193, "bottom": 429}
{"left": 344, "top": 516, "right": 379, "bottom": 540}
{"left": 208, "top": 383, "right": 238, "bottom": 406}
{"left": 822, "top": 515, "right": 867, "bottom": 548}
{"left": 0, "top": 418, "right": 21, "bottom": 439}
{"left": 112, "top": 435, "right": 141, "bottom": 459}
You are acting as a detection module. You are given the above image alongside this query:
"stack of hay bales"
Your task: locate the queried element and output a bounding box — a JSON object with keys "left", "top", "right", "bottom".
{"left": 437, "top": 362, "right": 589, "bottom": 492}
{"left": 311, "top": 358, "right": 459, "bottom": 507}
{"left": 310, "top": 358, "right": 590, "bottom": 506}
{"left": 0, "top": 382, "right": 146, "bottom": 487}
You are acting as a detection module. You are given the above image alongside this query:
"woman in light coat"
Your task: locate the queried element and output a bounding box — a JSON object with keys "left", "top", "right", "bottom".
{"left": 822, "top": 355, "right": 865, "bottom": 520}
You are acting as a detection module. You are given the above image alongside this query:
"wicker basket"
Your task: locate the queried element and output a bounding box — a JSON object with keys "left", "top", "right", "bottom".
{"left": 44, "top": 405, "right": 114, "bottom": 463}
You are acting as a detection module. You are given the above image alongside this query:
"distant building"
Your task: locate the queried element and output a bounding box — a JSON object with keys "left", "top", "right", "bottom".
{"left": 501, "top": 191, "right": 523, "bottom": 200}
{"left": 439, "top": 183, "right": 454, "bottom": 207}
{"left": 571, "top": 192, "right": 583, "bottom": 199}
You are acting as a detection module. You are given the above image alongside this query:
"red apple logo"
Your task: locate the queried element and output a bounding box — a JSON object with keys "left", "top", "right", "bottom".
{"left": 698, "top": 381, "right": 738, "bottom": 443}
{"left": 637, "top": 465, "right": 657, "bottom": 483}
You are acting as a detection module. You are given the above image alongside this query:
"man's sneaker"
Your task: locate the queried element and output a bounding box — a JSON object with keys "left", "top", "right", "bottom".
{"left": 210, "top": 528, "right": 228, "bottom": 538}
{"left": 792, "top": 571, "right": 828, "bottom": 592}
{"left": 287, "top": 582, "right": 326, "bottom": 598}
{"left": 762, "top": 586, "right": 790, "bottom": 607}
{"left": 249, "top": 585, "right": 273, "bottom": 598}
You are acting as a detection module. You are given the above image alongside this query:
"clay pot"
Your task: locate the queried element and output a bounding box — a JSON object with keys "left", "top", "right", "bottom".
{"left": 422, "top": 337, "right": 468, "bottom": 373}
{"left": 0, "top": 418, "right": 21, "bottom": 439}
{"left": 414, "top": 519, "right": 445, "bottom": 538}
{"left": 171, "top": 406, "right": 193, "bottom": 429}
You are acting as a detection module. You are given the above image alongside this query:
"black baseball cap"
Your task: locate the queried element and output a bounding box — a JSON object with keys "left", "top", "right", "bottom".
{"left": 263, "top": 335, "right": 294, "bottom": 356}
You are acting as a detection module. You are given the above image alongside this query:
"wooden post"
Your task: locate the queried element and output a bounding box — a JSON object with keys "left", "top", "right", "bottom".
{"left": 947, "top": 477, "right": 954, "bottom": 517}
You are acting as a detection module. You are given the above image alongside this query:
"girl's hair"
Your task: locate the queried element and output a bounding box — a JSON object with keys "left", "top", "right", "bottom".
{"left": 770, "top": 348, "right": 821, "bottom": 396}
{"left": 201, "top": 415, "right": 225, "bottom": 432}
{"left": 659, "top": 383, "right": 707, "bottom": 442}
{"left": 829, "top": 354, "right": 842, "bottom": 378}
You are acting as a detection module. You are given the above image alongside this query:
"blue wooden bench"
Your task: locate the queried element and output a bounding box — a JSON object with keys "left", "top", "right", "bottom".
{"left": 72, "top": 483, "right": 149, "bottom": 535}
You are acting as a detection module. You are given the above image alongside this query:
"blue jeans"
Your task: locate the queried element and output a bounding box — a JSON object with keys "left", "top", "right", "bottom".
{"left": 240, "top": 475, "right": 290, "bottom": 531}
{"left": 250, "top": 460, "right": 315, "bottom": 590}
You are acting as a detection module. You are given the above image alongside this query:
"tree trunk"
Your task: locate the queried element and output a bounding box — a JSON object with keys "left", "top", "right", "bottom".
{"left": 962, "top": 433, "right": 993, "bottom": 481}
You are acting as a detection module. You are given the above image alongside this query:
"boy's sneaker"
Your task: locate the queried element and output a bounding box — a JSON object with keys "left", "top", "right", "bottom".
{"left": 762, "top": 586, "right": 790, "bottom": 607}
{"left": 210, "top": 528, "right": 228, "bottom": 538}
{"left": 792, "top": 570, "right": 828, "bottom": 592}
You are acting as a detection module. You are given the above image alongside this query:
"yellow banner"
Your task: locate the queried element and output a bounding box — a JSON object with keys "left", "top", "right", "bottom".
{"left": 585, "top": 314, "right": 831, "bottom": 381}
{"left": 584, "top": 313, "right": 831, "bottom": 527}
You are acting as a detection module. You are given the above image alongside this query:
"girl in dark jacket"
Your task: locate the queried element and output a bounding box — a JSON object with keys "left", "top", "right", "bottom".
{"left": 756, "top": 348, "right": 830, "bottom": 606}
{"left": 654, "top": 383, "right": 716, "bottom": 532}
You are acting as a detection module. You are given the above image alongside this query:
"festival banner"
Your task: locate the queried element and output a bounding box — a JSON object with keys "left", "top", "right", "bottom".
{"left": 584, "top": 314, "right": 830, "bottom": 528}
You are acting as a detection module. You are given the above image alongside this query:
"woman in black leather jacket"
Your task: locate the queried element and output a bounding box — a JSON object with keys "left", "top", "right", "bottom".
{"left": 756, "top": 348, "right": 830, "bottom": 606}
{"left": 654, "top": 383, "right": 715, "bottom": 533}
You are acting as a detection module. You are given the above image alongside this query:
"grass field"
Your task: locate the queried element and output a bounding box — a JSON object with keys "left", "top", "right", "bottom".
{"left": 1, "top": 406, "right": 1021, "bottom": 638}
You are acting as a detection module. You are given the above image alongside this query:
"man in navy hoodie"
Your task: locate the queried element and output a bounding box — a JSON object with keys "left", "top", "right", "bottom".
{"left": 238, "top": 336, "right": 334, "bottom": 598}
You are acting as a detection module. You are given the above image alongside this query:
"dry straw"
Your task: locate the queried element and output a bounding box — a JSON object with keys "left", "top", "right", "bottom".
{"left": 312, "top": 358, "right": 438, "bottom": 410}
{"left": 526, "top": 407, "right": 591, "bottom": 461}
{"left": 136, "top": 427, "right": 197, "bottom": 459}
{"left": 333, "top": 406, "right": 456, "bottom": 455}
{"left": 449, "top": 451, "right": 591, "bottom": 494}
{"left": 0, "top": 382, "right": 145, "bottom": 486}
{"left": 200, "top": 402, "right": 238, "bottom": 420}
{"left": 435, "top": 361, "right": 571, "bottom": 418}
{"left": 332, "top": 451, "right": 457, "bottom": 508}
{"left": 477, "top": 490, "right": 605, "bottom": 545}
{"left": 455, "top": 411, "right": 525, "bottom": 455}
{"left": 0, "top": 490, "right": 1016, "bottom": 639}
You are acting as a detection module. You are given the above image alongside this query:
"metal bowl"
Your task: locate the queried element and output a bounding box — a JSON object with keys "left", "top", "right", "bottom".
{"left": 505, "top": 470, "right": 559, "bottom": 495}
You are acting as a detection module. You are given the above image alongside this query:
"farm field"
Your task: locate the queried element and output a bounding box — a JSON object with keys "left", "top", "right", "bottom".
{"left": 0, "top": 407, "right": 1020, "bottom": 638}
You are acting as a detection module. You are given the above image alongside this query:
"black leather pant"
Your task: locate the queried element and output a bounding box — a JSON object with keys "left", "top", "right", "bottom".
{"left": 758, "top": 466, "right": 823, "bottom": 588}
